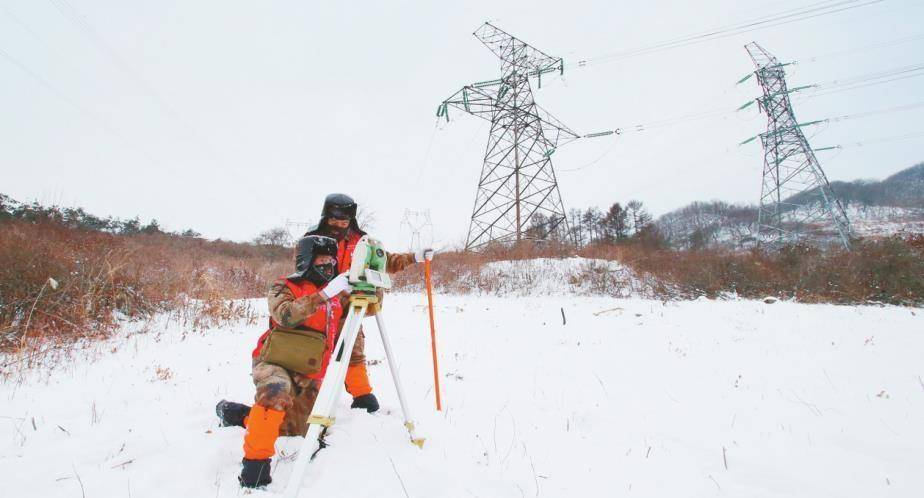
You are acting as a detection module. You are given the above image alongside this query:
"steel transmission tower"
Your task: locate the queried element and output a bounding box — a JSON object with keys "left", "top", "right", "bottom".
{"left": 400, "top": 209, "right": 433, "bottom": 252}
{"left": 439, "top": 23, "right": 580, "bottom": 251}
{"left": 743, "top": 42, "right": 851, "bottom": 249}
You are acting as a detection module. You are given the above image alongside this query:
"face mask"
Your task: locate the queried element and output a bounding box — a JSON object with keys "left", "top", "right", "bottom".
{"left": 325, "top": 223, "right": 348, "bottom": 241}
{"left": 305, "top": 262, "right": 336, "bottom": 287}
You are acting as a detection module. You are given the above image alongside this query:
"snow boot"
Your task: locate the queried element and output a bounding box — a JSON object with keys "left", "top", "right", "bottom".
{"left": 216, "top": 400, "right": 251, "bottom": 428}
{"left": 239, "top": 458, "right": 272, "bottom": 488}
{"left": 350, "top": 393, "right": 379, "bottom": 413}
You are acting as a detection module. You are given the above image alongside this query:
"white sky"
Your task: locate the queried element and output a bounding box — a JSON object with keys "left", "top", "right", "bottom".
{"left": 2, "top": 0, "right": 922, "bottom": 250}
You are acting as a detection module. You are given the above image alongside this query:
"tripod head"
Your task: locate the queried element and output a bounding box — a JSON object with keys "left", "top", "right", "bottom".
{"left": 347, "top": 236, "right": 393, "bottom": 295}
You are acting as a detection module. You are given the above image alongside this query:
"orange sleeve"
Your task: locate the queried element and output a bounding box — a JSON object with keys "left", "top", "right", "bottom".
{"left": 386, "top": 252, "right": 417, "bottom": 273}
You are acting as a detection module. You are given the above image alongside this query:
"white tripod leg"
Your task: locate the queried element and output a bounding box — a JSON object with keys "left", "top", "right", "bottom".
{"left": 281, "top": 301, "right": 367, "bottom": 498}
{"left": 374, "top": 310, "right": 425, "bottom": 447}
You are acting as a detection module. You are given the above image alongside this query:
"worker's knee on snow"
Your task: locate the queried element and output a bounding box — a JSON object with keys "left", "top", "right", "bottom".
{"left": 252, "top": 362, "right": 295, "bottom": 411}
{"left": 280, "top": 385, "right": 319, "bottom": 437}
{"left": 255, "top": 382, "right": 294, "bottom": 411}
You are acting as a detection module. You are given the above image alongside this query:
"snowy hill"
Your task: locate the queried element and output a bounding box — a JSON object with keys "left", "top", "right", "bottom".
{"left": 655, "top": 162, "right": 924, "bottom": 248}
{"left": 656, "top": 200, "right": 924, "bottom": 249}
{"left": 2, "top": 292, "right": 922, "bottom": 497}
{"left": 848, "top": 205, "right": 924, "bottom": 237}
{"left": 789, "top": 162, "right": 924, "bottom": 210}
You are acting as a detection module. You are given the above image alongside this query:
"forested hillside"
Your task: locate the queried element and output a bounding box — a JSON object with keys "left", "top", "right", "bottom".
{"left": 655, "top": 162, "right": 924, "bottom": 249}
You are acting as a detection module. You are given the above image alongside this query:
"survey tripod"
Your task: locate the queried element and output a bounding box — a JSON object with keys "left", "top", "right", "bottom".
{"left": 282, "top": 237, "right": 424, "bottom": 498}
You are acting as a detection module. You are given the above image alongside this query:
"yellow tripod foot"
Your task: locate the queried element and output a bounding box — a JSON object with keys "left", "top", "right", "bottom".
{"left": 404, "top": 422, "right": 425, "bottom": 448}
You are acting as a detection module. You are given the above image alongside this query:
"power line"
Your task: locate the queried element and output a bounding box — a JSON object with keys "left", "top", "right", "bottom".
{"left": 574, "top": 42, "right": 924, "bottom": 137}
{"left": 735, "top": 61, "right": 924, "bottom": 111}
{"left": 828, "top": 101, "right": 924, "bottom": 122}
{"left": 0, "top": 46, "right": 164, "bottom": 165}
{"left": 46, "top": 0, "right": 220, "bottom": 162}
{"left": 738, "top": 98, "right": 924, "bottom": 145}
{"left": 558, "top": 140, "right": 620, "bottom": 172}
{"left": 578, "top": 57, "right": 924, "bottom": 140}
{"left": 577, "top": 0, "right": 885, "bottom": 67}
{"left": 807, "top": 68, "right": 924, "bottom": 97}
{"left": 839, "top": 130, "right": 924, "bottom": 147}
{"left": 563, "top": 99, "right": 924, "bottom": 174}
{"left": 0, "top": 4, "right": 67, "bottom": 62}
{"left": 801, "top": 32, "right": 924, "bottom": 62}
{"left": 818, "top": 62, "right": 924, "bottom": 87}
{"left": 581, "top": 0, "right": 851, "bottom": 64}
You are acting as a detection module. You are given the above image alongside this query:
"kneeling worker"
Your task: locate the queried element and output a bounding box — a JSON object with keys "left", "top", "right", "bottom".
{"left": 217, "top": 235, "right": 353, "bottom": 487}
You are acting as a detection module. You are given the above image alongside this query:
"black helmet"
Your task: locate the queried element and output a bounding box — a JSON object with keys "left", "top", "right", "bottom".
{"left": 321, "top": 193, "right": 357, "bottom": 221}
{"left": 291, "top": 235, "right": 339, "bottom": 285}
{"left": 305, "top": 193, "right": 366, "bottom": 241}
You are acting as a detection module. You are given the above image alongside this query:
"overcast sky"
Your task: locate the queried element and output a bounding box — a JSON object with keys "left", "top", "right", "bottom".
{"left": 2, "top": 0, "right": 922, "bottom": 250}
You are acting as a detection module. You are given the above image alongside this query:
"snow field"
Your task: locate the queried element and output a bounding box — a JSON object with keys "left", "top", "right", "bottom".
{"left": 1, "top": 294, "right": 922, "bottom": 497}
{"left": 479, "top": 257, "right": 648, "bottom": 297}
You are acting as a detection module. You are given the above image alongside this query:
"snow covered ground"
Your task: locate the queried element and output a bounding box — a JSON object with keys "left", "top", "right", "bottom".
{"left": 847, "top": 205, "right": 924, "bottom": 238}
{"left": 2, "top": 293, "right": 922, "bottom": 497}
{"left": 478, "top": 257, "right": 652, "bottom": 297}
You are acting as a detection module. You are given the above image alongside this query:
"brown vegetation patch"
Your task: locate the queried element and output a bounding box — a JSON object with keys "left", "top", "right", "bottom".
{"left": 616, "top": 236, "right": 924, "bottom": 305}
{"left": 0, "top": 220, "right": 288, "bottom": 368}
{"left": 393, "top": 236, "right": 924, "bottom": 305}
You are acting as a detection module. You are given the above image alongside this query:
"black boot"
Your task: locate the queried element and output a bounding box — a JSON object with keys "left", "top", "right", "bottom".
{"left": 239, "top": 458, "right": 272, "bottom": 488}
{"left": 216, "top": 400, "right": 251, "bottom": 428}
{"left": 350, "top": 393, "right": 380, "bottom": 413}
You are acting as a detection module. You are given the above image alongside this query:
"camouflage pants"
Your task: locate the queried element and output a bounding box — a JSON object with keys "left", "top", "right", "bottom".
{"left": 251, "top": 331, "right": 365, "bottom": 436}
{"left": 350, "top": 328, "right": 366, "bottom": 365}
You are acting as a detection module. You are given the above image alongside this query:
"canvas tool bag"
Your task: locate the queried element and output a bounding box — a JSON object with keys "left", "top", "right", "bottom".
{"left": 260, "top": 326, "right": 327, "bottom": 375}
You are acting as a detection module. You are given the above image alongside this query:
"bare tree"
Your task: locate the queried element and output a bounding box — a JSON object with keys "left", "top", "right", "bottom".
{"left": 357, "top": 206, "right": 376, "bottom": 232}
{"left": 254, "top": 227, "right": 291, "bottom": 247}
{"left": 568, "top": 208, "right": 584, "bottom": 246}
{"left": 582, "top": 207, "right": 603, "bottom": 244}
{"left": 626, "top": 200, "right": 652, "bottom": 235}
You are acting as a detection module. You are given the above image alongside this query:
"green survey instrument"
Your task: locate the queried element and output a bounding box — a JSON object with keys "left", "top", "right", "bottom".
{"left": 348, "top": 236, "right": 393, "bottom": 293}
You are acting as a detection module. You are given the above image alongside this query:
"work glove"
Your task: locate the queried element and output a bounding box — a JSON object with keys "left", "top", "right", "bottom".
{"left": 320, "top": 273, "right": 351, "bottom": 300}
{"left": 414, "top": 247, "right": 436, "bottom": 263}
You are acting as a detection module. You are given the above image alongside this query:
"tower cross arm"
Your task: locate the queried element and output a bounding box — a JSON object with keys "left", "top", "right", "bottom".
{"left": 437, "top": 84, "right": 505, "bottom": 121}
{"left": 474, "top": 22, "right": 563, "bottom": 74}
{"left": 535, "top": 104, "right": 581, "bottom": 149}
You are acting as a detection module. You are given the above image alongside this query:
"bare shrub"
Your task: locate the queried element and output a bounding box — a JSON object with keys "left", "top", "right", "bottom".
{"left": 392, "top": 242, "right": 583, "bottom": 295}
{"left": 0, "top": 220, "right": 288, "bottom": 366}
{"left": 614, "top": 236, "right": 924, "bottom": 305}
{"left": 153, "top": 366, "right": 174, "bottom": 382}
{"left": 393, "top": 235, "right": 924, "bottom": 305}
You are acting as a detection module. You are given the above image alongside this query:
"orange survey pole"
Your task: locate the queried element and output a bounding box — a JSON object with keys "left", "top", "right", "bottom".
{"left": 424, "top": 260, "right": 442, "bottom": 411}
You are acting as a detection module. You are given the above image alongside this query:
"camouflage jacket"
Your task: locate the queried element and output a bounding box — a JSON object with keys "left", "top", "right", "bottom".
{"left": 267, "top": 251, "right": 416, "bottom": 327}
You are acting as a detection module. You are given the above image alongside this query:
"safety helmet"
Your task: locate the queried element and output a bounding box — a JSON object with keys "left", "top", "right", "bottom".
{"left": 291, "top": 235, "right": 339, "bottom": 285}
{"left": 321, "top": 193, "right": 357, "bottom": 221}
